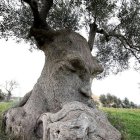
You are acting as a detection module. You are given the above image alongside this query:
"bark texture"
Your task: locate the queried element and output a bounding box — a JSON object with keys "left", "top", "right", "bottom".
{"left": 3, "top": 30, "right": 121, "bottom": 140}
{"left": 37, "top": 101, "right": 121, "bottom": 140}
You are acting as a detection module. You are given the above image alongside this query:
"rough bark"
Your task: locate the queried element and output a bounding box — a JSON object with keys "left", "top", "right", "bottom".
{"left": 37, "top": 101, "right": 121, "bottom": 140}
{"left": 2, "top": 30, "right": 121, "bottom": 140}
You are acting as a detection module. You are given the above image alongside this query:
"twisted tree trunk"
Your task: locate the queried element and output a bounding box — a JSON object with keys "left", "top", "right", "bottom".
{"left": 2, "top": 0, "right": 121, "bottom": 139}
{"left": 3, "top": 30, "right": 121, "bottom": 140}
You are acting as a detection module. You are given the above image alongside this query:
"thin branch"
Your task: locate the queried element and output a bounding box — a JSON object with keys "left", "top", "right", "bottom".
{"left": 94, "top": 27, "right": 140, "bottom": 62}
{"left": 123, "top": 44, "right": 140, "bottom": 63}
{"left": 96, "top": 28, "right": 109, "bottom": 42}
{"left": 95, "top": 27, "right": 140, "bottom": 52}
{"left": 112, "top": 23, "right": 122, "bottom": 32}
{"left": 113, "top": 34, "right": 140, "bottom": 62}
{"left": 109, "top": 33, "right": 140, "bottom": 52}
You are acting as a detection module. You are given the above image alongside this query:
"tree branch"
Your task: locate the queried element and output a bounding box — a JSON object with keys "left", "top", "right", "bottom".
{"left": 22, "top": 0, "right": 46, "bottom": 29}
{"left": 22, "top": 0, "right": 54, "bottom": 49}
{"left": 108, "top": 33, "right": 140, "bottom": 52}
{"left": 108, "top": 33, "right": 140, "bottom": 62}
{"left": 96, "top": 28, "right": 110, "bottom": 42}
{"left": 88, "top": 22, "right": 110, "bottom": 51}
{"left": 93, "top": 26, "right": 140, "bottom": 62}
{"left": 94, "top": 26, "right": 140, "bottom": 52}
{"left": 88, "top": 22, "right": 98, "bottom": 51}
{"left": 123, "top": 44, "right": 140, "bottom": 63}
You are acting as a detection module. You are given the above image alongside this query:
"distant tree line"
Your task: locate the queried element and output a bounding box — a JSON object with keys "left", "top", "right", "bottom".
{"left": 100, "top": 93, "right": 138, "bottom": 108}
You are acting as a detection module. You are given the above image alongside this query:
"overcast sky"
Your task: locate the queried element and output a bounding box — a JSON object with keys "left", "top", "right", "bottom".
{"left": 0, "top": 38, "right": 140, "bottom": 105}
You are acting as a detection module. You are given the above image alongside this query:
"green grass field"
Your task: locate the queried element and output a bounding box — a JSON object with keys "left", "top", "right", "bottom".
{"left": 0, "top": 102, "right": 140, "bottom": 140}
{"left": 102, "top": 107, "right": 140, "bottom": 140}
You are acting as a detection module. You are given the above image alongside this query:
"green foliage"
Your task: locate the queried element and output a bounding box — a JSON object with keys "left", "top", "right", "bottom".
{"left": 118, "top": 0, "right": 140, "bottom": 43}
{"left": 96, "top": 37, "right": 131, "bottom": 75}
{"left": 0, "top": 0, "right": 140, "bottom": 75}
{"left": 0, "top": 0, "right": 32, "bottom": 41}
{"left": 123, "top": 97, "right": 130, "bottom": 108}
{"left": 47, "top": 1, "right": 82, "bottom": 30}
{"left": 99, "top": 94, "right": 107, "bottom": 106}
{"left": 96, "top": 0, "right": 140, "bottom": 75}
{"left": 102, "top": 108, "right": 140, "bottom": 140}
{"left": 83, "top": 0, "right": 117, "bottom": 24}
{"left": 0, "top": 0, "right": 81, "bottom": 40}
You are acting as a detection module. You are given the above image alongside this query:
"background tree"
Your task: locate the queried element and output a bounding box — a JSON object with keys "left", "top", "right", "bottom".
{"left": 1, "top": 80, "right": 18, "bottom": 102}
{"left": 99, "top": 94, "right": 137, "bottom": 108}
{"left": 116, "top": 98, "right": 123, "bottom": 108}
{"left": 130, "top": 101, "right": 137, "bottom": 109}
{"left": 0, "top": 89, "right": 5, "bottom": 102}
{"left": 123, "top": 97, "right": 130, "bottom": 108}
{"left": 99, "top": 94, "right": 107, "bottom": 107}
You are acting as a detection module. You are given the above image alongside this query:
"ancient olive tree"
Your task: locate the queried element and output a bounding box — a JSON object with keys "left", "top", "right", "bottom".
{"left": 1, "top": 0, "right": 140, "bottom": 139}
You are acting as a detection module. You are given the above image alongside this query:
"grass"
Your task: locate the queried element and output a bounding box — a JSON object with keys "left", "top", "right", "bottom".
{"left": 0, "top": 102, "right": 14, "bottom": 112}
{"left": 0, "top": 102, "right": 15, "bottom": 140}
{"left": 0, "top": 102, "right": 140, "bottom": 140}
{"left": 102, "top": 107, "right": 140, "bottom": 140}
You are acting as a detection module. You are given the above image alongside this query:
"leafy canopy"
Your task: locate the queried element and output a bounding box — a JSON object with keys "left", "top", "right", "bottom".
{"left": 0, "top": 0, "right": 140, "bottom": 76}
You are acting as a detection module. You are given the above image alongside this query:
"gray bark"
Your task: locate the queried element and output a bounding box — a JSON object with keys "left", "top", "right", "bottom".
{"left": 37, "top": 101, "right": 121, "bottom": 140}
{"left": 3, "top": 30, "right": 121, "bottom": 140}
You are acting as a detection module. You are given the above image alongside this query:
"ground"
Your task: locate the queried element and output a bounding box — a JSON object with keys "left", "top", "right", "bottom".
{"left": 0, "top": 102, "right": 140, "bottom": 140}
{"left": 102, "top": 107, "right": 140, "bottom": 140}
{"left": 0, "top": 102, "right": 15, "bottom": 139}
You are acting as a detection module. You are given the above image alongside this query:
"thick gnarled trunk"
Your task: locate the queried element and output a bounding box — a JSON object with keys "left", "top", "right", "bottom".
{"left": 3, "top": 30, "right": 121, "bottom": 140}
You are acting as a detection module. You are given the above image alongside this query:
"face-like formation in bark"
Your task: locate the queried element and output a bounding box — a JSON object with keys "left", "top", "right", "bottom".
{"left": 37, "top": 30, "right": 104, "bottom": 112}
{"left": 44, "top": 31, "right": 103, "bottom": 77}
